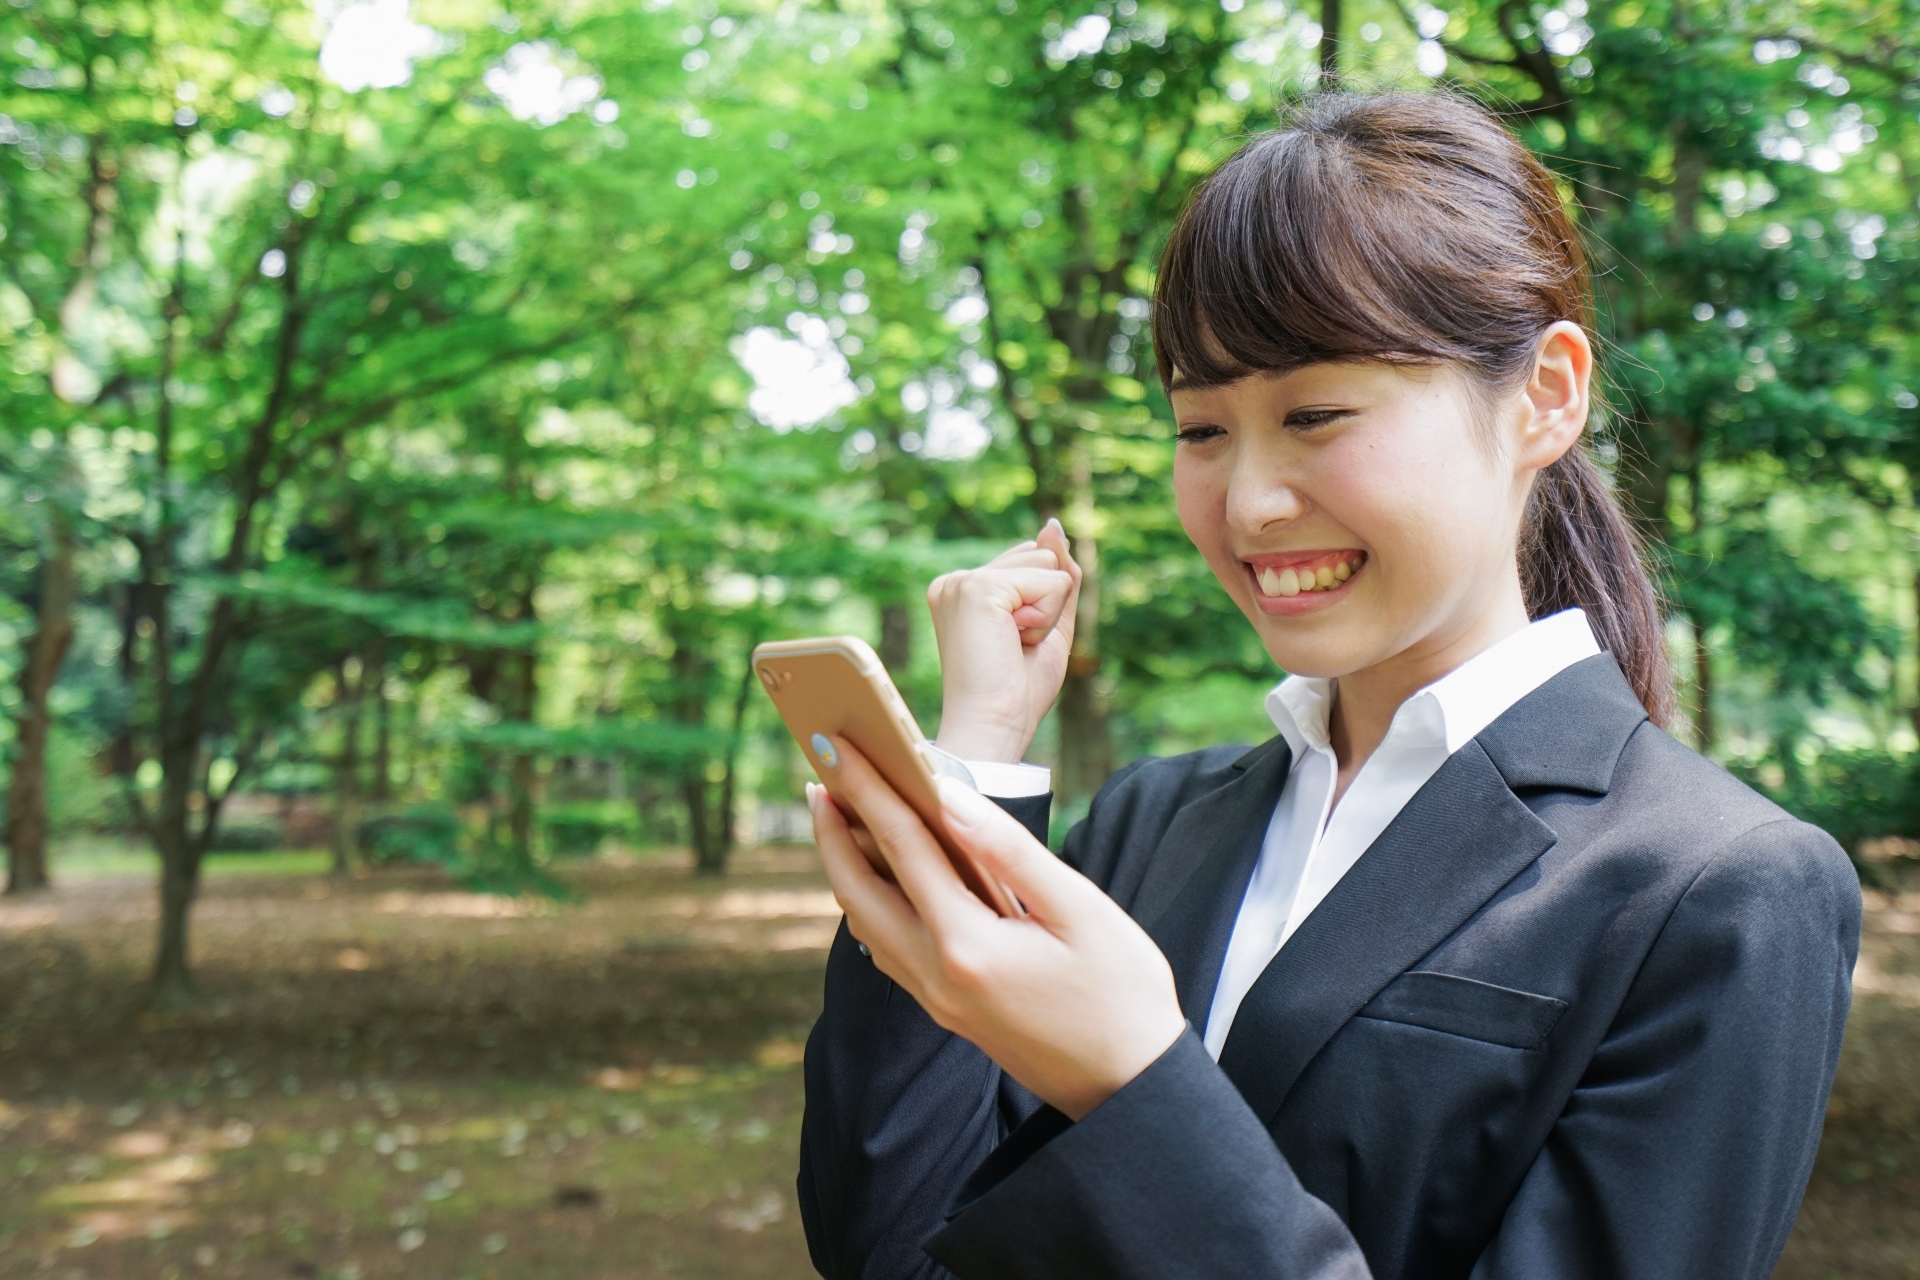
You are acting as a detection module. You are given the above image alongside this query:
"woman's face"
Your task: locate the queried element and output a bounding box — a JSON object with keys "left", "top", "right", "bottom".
{"left": 1170, "top": 360, "right": 1551, "bottom": 685}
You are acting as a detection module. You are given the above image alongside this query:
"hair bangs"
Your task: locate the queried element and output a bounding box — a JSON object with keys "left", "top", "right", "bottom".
{"left": 1152, "top": 94, "right": 1588, "bottom": 395}
{"left": 1153, "top": 131, "right": 1463, "bottom": 391}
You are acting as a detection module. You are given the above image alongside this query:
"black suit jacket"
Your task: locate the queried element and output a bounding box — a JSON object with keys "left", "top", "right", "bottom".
{"left": 797, "top": 655, "right": 1861, "bottom": 1279}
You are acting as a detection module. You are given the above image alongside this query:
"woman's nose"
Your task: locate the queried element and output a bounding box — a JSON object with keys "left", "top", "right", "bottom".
{"left": 1225, "top": 472, "right": 1308, "bottom": 533}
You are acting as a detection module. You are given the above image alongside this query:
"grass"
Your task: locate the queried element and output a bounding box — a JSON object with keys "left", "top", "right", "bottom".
{"left": 50, "top": 836, "right": 334, "bottom": 881}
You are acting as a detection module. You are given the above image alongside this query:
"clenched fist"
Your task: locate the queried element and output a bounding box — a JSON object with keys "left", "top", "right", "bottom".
{"left": 928, "top": 518, "right": 1082, "bottom": 764}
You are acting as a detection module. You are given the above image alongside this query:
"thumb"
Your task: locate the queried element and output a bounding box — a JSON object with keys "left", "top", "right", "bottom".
{"left": 936, "top": 778, "right": 1090, "bottom": 922}
{"left": 1035, "top": 517, "right": 1083, "bottom": 588}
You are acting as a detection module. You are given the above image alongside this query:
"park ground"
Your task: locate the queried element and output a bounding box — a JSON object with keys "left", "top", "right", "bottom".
{"left": 0, "top": 845, "right": 1915, "bottom": 1280}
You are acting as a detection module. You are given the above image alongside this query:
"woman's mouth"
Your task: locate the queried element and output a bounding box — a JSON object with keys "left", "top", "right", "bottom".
{"left": 1244, "top": 550, "right": 1368, "bottom": 612}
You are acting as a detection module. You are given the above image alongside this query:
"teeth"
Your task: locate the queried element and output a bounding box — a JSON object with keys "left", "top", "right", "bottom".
{"left": 1256, "top": 553, "right": 1365, "bottom": 597}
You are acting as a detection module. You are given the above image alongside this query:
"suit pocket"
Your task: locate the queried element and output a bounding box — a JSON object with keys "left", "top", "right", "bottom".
{"left": 1356, "top": 970, "right": 1567, "bottom": 1051}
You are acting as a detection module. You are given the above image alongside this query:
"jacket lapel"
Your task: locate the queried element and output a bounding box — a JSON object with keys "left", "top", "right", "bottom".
{"left": 1134, "top": 736, "right": 1292, "bottom": 1029}
{"left": 1215, "top": 653, "right": 1649, "bottom": 1125}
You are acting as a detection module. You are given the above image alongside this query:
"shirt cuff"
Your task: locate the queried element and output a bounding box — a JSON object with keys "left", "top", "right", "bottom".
{"left": 920, "top": 744, "right": 1053, "bottom": 799}
{"left": 961, "top": 760, "right": 1052, "bottom": 798}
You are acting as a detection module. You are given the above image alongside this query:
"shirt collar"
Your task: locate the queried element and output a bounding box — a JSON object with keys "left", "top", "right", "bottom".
{"left": 1265, "top": 608, "right": 1602, "bottom": 761}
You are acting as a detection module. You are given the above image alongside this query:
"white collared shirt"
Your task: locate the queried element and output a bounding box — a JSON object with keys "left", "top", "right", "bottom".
{"left": 1199, "top": 608, "right": 1600, "bottom": 1057}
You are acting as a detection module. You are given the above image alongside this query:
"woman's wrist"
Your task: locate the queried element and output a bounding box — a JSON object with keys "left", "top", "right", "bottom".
{"left": 934, "top": 714, "right": 1032, "bottom": 764}
{"left": 1054, "top": 1014, "right": 1189, "bottom": 1121}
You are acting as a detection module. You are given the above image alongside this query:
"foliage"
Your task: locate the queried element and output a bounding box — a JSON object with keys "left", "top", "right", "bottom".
{"left": 357, "top": 804, "right": 463, "bottom": 867}
{"left": 1730, "top": 747, "right": 1920, "bottom": 869}
{"left": 2, "top": 0, "right": 1917, "bottom": 980}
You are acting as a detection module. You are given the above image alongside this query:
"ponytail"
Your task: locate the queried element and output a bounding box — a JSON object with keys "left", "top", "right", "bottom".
{"left": 1520, "top": 446, "right": 1675, "bottom": 727}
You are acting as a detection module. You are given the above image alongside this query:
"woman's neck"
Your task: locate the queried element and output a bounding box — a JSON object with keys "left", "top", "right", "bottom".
{"left": 1325, "top": 580, "right": 1532, "bottom": 808}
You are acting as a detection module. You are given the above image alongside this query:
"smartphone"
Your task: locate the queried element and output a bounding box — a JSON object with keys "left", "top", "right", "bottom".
{"left": 753, "top": 635, "right": 1019, "bottom": 916}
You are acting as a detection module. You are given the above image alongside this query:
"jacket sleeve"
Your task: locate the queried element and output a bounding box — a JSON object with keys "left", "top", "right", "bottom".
{"left": 797, "top": 793, "right": 1052, "bottom": 1280}
{"left": 922, "top": 817, "right": 1860, "bottom": 1280}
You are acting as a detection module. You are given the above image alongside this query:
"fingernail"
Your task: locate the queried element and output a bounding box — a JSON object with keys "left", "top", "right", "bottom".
{"left": 811, "top": 734, "right": 839, "bottom": 769}
{"left": 937, "top": 776, "right": 986, "bottom": 828}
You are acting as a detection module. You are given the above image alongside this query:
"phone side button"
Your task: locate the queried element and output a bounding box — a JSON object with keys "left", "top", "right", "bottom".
{"left": 919, "top": 744, "right": 979, "bottom": 791}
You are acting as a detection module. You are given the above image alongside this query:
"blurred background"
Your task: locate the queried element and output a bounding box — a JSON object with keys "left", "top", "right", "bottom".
{"left": 0, "top": 0, "right": 1916, "bottom": 1273}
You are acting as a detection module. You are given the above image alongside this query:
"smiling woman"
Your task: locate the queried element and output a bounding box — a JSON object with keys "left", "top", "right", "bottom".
{"left": 797, "top": 91, "right": 1859, "bottom": 1280}
{"left": 1153, "top": 93, "right": 1671, "bottom": 727}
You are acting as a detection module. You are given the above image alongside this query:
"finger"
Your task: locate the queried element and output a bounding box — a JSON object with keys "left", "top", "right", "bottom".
{"left": 836, "top": 804, "right": 892, "bottom": 879}
{"left": 936, "top": 777, "right": 1099, "bottom": 926}
{"left": 823, "top": 737, "right": 997, "bottom": 937}
{"left": 811, "top": 783, "right": 906, "bottom": 912}
{"left": 1000, "top": 567, "right": 1075, "bottom": 644}
{"left": 988, "top": 546, "right": 1071, "bottom": 571}
{"left": 809, "top": 783, "right": 930, "bottom": 966}
{"left": 933, "top": 568, "right": 1075, "bottom": 648}
{"left": 1033, "top": 520, "right": 1083, "bottom": 647}
{"left": 986, "top": 568, "right": 1075, "bottom": 626}
{"left": 1035, "top": 518, "right": 1083, "bottom": 588}
{"left": 933, "top": 566, "right": 1072, "bottom": 617}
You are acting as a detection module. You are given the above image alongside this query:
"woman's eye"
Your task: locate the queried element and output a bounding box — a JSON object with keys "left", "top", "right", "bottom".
{"left": 1286, "top": 408, "right": 1349, "bottom": 431}
{"left": 1176, "top": 424, "right": 1226, "bottom": 444}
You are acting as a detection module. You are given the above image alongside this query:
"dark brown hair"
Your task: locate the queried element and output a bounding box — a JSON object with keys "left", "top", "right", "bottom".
{"left": 1153, "top": 91, "right": 1674, "bottom": 727}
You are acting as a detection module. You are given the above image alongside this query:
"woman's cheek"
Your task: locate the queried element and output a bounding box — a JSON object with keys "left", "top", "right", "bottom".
{"left": 1173, "top": 460, "right": 1231, "bottom": 574}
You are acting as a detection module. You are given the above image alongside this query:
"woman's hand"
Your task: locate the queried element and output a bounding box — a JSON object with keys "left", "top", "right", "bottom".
{"left": 808, "top": 738, "right": 1186, "bottom": 1122}
{"left": 928, "top": 518, "right": 1081, "bottom": 763}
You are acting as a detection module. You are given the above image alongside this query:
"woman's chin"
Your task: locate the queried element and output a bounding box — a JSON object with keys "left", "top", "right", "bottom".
{"left": 1244, "top": 600, "right": 1386, "bottom": 681}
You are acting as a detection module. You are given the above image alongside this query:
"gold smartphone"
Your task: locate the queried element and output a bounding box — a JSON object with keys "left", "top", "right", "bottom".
{"left": 753, "top": 636, "right": 1019, "bottom": 916}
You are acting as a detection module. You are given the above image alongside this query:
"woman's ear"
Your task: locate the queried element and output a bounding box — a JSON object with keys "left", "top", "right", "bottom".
{"left": 1516, "top": 321, "right": 1592, "bottom": 472}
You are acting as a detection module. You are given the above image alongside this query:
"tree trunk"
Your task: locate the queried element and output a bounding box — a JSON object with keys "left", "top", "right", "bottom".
{"left": 153, "top": 844, "right": 199, "bottom": 1000}
{"left": 508, "top": 750, "right": 537, "bottom": 871}
{"left": 1693, "top": 616, "right": 1714, "bottom": 750}
{"left": 5, "top": 515, "right": 79, "bottom": 895}
{"left": 1056, "top": 554, "right": 1111, "bottom": 811}
{"left": 331, "top": 658, "right": 364, "bottom": 876}
{"left": 1910, "top": 570, "right": 1920, "bottom": 742}
{"left": 880, "top": 601, "right": 913, "bottom": 674}
{"left": 711, "top": 646, "right": 761, "bottom": 873}
{"left": 506, "top": 646, "right": 539, "bottom": 871}
{"left": 1055, "top": 445, "right": 1111, "bottom": 814}
{"left": 138, "top": 183, "right": 304, "bottom": 996}
{"left": 684, "top": 776, "right": 719, "bottom": 874}
{"left": 1319, "top": 0, "right": 1341, "bottom": 86}
{"left": 150, "top": 735, "right": 205, "bottom": 1000}
{"left": 372, "top": 664, "right": 393, "bottom": 802}
{"left": 1667, "top": 123, "right": 1706, "bottom": 246}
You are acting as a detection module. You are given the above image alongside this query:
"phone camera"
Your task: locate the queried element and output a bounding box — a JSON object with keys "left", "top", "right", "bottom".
{"left": 758, "top": 667, "right": 782, "bottom": 693}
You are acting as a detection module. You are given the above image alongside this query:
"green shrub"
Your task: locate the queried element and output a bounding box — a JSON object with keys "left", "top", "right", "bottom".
{"left": 207, "top": 822, "right": 283, "bottom": 853}
{"left": 1729, "top": 749, "right": 1919, "bottom": 863}
{"left": 540, "top": 804, "right": 638, "bottom": 858}
{"left": 357, "top": 806, "right": 462, "bottom": 867}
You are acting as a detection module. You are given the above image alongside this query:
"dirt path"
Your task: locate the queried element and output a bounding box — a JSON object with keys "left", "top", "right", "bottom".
{"left": 0, "top": 850, "right": 1914, "bottom": 1278}
{"left": 1777, "top": 882, "right": 1920, "bottom": 1280}
{"left": 0, "top": 850, "right": 834, "bottom": 1280}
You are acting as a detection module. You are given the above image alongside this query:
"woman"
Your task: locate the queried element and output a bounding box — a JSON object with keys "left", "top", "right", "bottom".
{"left": 796, "top": 92, "right": 1860, "bottom": 1280}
